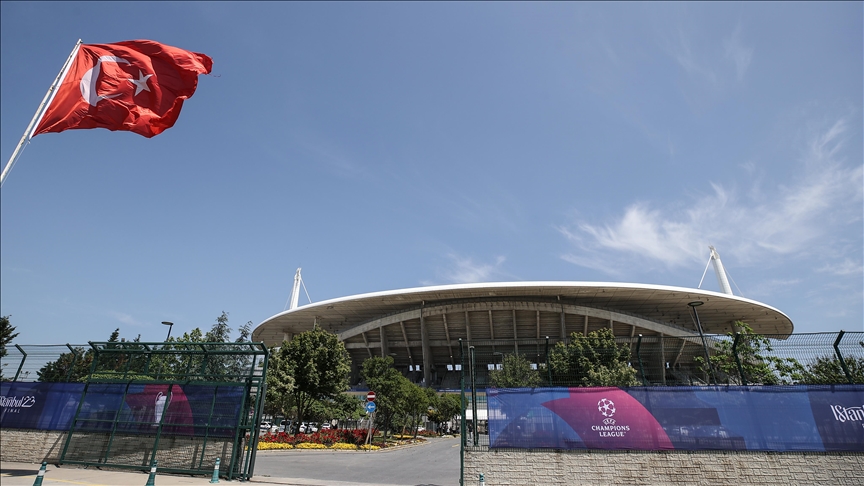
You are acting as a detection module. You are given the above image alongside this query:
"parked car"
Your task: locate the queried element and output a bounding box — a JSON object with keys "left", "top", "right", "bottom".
{"left": 320, "top": 423, "right": 331, "bottom": 430}
{"left": 298, "top": 422, "right": 318, "bottom": 433}
{"left": 259, "top": 422, "right": 272, "bottom": 431}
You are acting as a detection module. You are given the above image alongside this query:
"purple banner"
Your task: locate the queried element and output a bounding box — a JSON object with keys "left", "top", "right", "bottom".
{"left": 1, "top": 382, "right": 246, "bottom": 436}
{"left": 487, "top": 385, "right": 864, "bottom": 452}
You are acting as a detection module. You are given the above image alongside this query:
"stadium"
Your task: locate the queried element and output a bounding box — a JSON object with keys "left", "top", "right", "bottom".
{"left": 252, "top": 275, "right": 794, "bottom": 388}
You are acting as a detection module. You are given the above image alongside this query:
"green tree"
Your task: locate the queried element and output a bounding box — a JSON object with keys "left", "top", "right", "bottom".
{"left": 37, "top": 347, "right": 94, "bottom": 382}
{"left": 1, "top": 315, "right": 19, "bottom": 357}
{"left": 266, "top": 344, "right": 297, "bottom": 420}
{"left": 279, "top": 327, "right": 351, "bottom": 428}
{"left": 549, "top": 328, "right": 640, "bottom": 387}
{"left": 802, "top": 355, "right": 864, "bottom": 385}
{"left": 1, "top": 315, "right": 19, "bottom": 379}
{"left": 489, "top": 353, "right": 542, "bottom": 388}
{"left": 403, "top": 381, "right": 430, "bottom": 437}
{"left": 361, "top": 356, "right": 411, "bottom": 439}
{"left": 695, "top": 322, "right": 806, "bottom": 385}
{"left": 427, "top": 392, "right": 461, "bottom": 434}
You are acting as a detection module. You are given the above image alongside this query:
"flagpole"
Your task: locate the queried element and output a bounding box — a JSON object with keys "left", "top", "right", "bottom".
{"left": 0, "top": 39, "right": 82, "bottom": 188}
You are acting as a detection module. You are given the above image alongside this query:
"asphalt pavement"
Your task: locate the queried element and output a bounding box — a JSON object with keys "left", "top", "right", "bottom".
{"left": 0, "top": 436, "right": 461, "bottom": 486}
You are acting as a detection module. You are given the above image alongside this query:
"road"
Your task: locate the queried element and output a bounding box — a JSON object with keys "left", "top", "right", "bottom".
{"left": 252, "top": 436, "right": 460, "bottom": 486}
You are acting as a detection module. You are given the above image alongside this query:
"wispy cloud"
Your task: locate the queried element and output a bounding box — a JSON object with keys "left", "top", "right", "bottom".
{"left": 424, "top": 253, "right": 509, "bottom": 285}
{"left": 559, "top": 117, "right": 863, "bottom": 275}
{"left": 723, "top": 23, "right": 753, "bottom": 82}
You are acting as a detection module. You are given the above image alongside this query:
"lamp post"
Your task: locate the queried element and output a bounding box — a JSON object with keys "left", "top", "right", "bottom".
{"left": 687, "top": 302, "right": 716, "bottom": 385}
{"left": 161, "top": 321, "right": 174, "bottom": 341}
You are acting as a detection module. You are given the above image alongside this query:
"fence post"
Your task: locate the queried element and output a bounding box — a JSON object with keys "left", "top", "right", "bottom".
{"left": 833, "top": 330, "right": 854, "bottom": 385}
{"left": 732, "top": 332, "right": 747, "bottom": 385}
{"left": 459, "top": 338, "right": 465, "bottom": 486}
{"left": 469, "top": 346, "right": 478, "bottom": 447}
{"left": 636, "top": 335, "right": 647, "bottom": 386}
{"left": 13, "top": 344, "right": 26, "bottom": 381}
{"left": 544, "top": 336, "right": 551, "bottom": 385}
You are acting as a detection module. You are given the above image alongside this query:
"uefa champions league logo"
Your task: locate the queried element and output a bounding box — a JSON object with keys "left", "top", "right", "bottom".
{"left": 592, "top": 397, "right": 629, "bottom": 437}
{"left": 598, "top": 398, "right": 616, "bottom": 417}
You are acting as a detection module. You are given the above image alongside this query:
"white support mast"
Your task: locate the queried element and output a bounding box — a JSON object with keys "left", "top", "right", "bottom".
{"left": 708, "top": 246, "right": 734, "bottom": 295}
{"left": 289, "top": 268, "right": 302, "bottom": 310}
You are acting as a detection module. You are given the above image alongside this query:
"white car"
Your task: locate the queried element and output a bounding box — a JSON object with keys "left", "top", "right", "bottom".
{"left": 299, "top": 422, "right": 319, "bottom": 433}
{"left": 259, "top": 422, "right": 272, "bottom": 431}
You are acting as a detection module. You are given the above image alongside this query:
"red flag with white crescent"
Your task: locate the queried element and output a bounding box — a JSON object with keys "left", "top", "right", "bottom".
{"left": 33, "top": 40, "right": 212, "bottom": 138}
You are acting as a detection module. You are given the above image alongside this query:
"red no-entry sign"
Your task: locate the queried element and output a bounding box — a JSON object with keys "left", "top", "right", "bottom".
{"left": 366, "top": 391, "right": 376, "bottom": 401}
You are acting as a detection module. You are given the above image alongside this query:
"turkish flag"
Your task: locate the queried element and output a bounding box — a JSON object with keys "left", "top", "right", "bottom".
{"left": 33, "top": 40, "right": 212, "bottom": 138}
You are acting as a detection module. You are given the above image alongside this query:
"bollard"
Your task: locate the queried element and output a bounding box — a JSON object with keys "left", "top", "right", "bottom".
{"left": 32, "top": 462, "right": 47, "bottom": 486}
{"left": 479, "top": 472, "right": 485, "bottom": 486}
{"left": 145, "top": 459, "right": 157, "bottom": 486}
{"left": 209, "top": 458, "right": 221, "bottom": 483}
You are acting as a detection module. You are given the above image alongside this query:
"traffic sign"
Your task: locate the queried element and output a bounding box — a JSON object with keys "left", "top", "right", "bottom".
{"left": 365, "top": 401, "right": 377, "bottom": 413}
{"left": 366, "top": 391, "right": 376, "bottom": 401}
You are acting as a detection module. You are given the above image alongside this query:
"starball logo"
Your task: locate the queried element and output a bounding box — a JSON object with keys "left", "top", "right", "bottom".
{"left": 591, "top": 398, "right": 630, "bottom": 438}
{"left": 0, "top": 395, "right": 36, "bottom": 413}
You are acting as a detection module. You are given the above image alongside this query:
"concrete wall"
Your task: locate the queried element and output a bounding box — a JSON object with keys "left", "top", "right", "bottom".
{"left": 0, "top": 429, "right": 68, "bottom": 463}
{"left": 465, "top": 450, "right": 864, "bottom": 485}
{"left": 0, "top": 428, "right": 235, "bottom": 471}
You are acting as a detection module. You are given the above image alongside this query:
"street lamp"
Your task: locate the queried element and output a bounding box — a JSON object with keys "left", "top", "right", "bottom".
{"left": 687, "top": 302, "right": 716, "bottom": 385}
{"left": 161, "top": 321, "right": 174, "bottom": 341}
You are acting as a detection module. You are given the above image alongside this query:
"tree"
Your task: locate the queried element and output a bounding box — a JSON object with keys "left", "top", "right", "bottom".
{"left": 427, "top": 392, "right": 461, "bottom": 434}
{"left": 549, "top": 328, "right": 640, "bottom": 387}
{"left": 403, "top": 381, "right": 430, "bottom": 437}
{"left": 1, "top": 316, "right": 19, "bottom": 379}
{"left": 361, "top": 356, "right": 411, "bottom": 439}
{"left": 37, "top": 347, "right": 94, "bottom": 382}
{"left": 802, "top": 355, "right": 864, "bottom": 385}
{"left": 694, "top": 322, "right": 805, "bottom": 385}
{"left": 489, "top": 353, "right": 542, "bottom": 388}
{"left": 1, "top": 315, "right": 19, "bottom": 357}
{"left": 266, "top": 345, "right": 297, "bottom": 420}
{"left": 278, "top": 327, "right": 351, "bottom": 429}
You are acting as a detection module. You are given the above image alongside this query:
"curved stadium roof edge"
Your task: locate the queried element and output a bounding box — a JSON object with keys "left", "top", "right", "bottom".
{"left": 253, "top": 281, "right": 794, "bottom": 387}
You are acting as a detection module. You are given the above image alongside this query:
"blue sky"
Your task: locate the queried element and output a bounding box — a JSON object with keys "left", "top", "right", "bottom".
{"left": 1, "top": 2, "right": 861, "bottom": 345}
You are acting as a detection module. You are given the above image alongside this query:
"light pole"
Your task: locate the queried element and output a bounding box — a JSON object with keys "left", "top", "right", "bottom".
{"left": 687, "top": 302, "right": 716, "bottom": 385}
{"left": 161, "top": 321, "right": 174, "bottom": 341}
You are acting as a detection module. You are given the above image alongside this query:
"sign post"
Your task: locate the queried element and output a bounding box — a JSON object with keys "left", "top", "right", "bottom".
{"left": 364, "top": 393, "right": 377, "bottom": 449}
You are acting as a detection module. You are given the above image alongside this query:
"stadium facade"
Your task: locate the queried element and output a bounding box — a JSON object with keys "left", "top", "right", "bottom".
{"left": 252, "top": 281, "right": 794, "bottom": 387}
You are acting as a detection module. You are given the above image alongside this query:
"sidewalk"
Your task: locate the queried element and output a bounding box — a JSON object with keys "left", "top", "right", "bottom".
{"left": 0, "top": 462, "right": 395, "bottom": 486}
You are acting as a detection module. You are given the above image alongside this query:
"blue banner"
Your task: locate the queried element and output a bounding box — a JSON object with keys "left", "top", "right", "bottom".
{"left": 1, "top": 382, "right": 246, "bottom": 436}
{"left": 487, "top": 385, "right": 864, "bottom": 452}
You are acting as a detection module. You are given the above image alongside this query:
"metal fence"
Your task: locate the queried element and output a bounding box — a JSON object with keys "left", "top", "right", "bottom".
{"left": 1, "top": 341, "right": 269, "bottom": 480}
{"left": 458, "top": 331, "right": 864, "bottom": 450}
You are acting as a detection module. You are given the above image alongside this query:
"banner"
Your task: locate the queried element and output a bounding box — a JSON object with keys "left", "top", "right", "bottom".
{"left": 1, "top": 382, "right": 246, "bottom": 436}
{"left": 487, "top": 385, "right": 864, "bottom": 452}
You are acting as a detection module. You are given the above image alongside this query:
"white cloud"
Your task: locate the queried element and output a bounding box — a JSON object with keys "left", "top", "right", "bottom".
{"left": 426, "top": 253, "right": 509, "bottom": 284}
{"left": 816, "top": 259, "right": 863, "bottom": 276}
{"left": 723, "top": 23, "right": 753, "bottom": 82}
{"left": 559, "top": 117, "right": 863, "bottom": 274}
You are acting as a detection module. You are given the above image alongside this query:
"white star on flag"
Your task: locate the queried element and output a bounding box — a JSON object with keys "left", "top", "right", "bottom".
{"left": 128, "top": 70, "right": 153, "bottom": 96}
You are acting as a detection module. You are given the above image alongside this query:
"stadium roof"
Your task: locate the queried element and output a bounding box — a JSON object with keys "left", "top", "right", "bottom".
{"left": 253, "top": 281, "right": 794, "bottom": 346}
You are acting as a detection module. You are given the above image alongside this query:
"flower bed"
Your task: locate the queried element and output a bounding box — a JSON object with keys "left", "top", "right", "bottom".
{"left": 256, "top": 428, "right": 407, "bottom": 451}
{"left": 258, "top": 428, "right": 370, "bottom": 447}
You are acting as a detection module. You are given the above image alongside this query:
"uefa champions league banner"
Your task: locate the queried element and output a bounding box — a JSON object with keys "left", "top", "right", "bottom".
{"left": 1, "top": 382, "right": 246, "bottom": 436}
{"left": 487, "top": 385, "right": 864, "bottom": 452}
